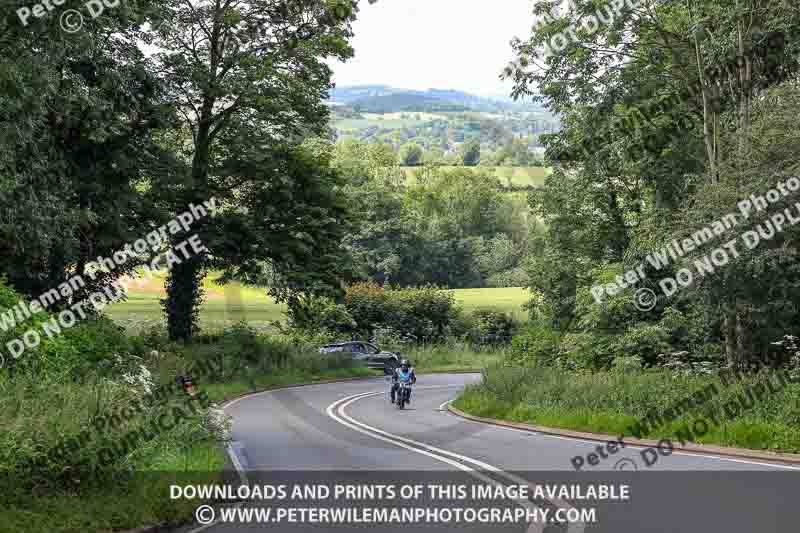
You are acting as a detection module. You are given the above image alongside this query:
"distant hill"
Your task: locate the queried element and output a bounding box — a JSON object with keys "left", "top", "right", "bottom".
{"left": 350, "top": 94, "right": 471, "bottom": 113}
{"left": 329, "top": 85, "right": 545, "bottom": 113}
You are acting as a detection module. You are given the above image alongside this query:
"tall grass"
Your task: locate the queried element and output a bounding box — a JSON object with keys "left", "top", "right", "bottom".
{"left": 1, "top": 323, "right": 370, "bottom": 533}
{"left": 455, "top": 365, "right": 800, "bottom": 452}
{"left": 403, "top": 340, "right": 508, "bottom": 372}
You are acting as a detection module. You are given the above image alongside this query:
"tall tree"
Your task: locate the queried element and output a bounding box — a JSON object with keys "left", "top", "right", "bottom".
{"left": 0, "top": 0, "right": 172, "bottom": 304}
{"left": 506, "top": 0, "right": 800, "bottom": 365}
{"left": 150, "top": 0, "right": 368, "bottom": 340}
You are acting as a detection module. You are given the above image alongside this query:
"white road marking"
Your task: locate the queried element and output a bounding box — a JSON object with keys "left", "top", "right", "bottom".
{"left": 329, "top": 389, "right": 587, "bottom": 533}
{"left": 226, "top": 441, "right": 249, "bottom": 486}
{"left": 438, "top": 398, "right": 454, "bottom": 411}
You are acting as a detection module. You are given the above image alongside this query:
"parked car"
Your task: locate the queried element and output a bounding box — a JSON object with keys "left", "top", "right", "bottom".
{"left": 318, "top": 341, "right": 401, "bottom": 374}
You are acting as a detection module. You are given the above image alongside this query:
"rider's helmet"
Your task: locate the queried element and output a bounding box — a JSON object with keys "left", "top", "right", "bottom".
{"left": 400, "top": 359, "right": 410, "bottom": 371}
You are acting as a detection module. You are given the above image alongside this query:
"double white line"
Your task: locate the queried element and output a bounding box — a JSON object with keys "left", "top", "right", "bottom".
{"left": 327, "top": 387, "right": 586, "bottom": 533}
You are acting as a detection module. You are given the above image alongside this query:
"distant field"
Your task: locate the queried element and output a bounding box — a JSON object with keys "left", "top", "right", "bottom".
{"left": 106, "top": 277, "right": 530, "bottom": 332}
{"left": 447, "top": 287, "right": 530, "bottom": 321}
{"left": 337, "top": 117, "right": 427, "bottom": 130}
{"left": 105, "top": 273, "right": 287, "bottom": 333}
{"left": 402, "top": 166, "right": 551, "bottom": 188}
{"left": 336, "top": 112, "right": 441, "bottom": 131}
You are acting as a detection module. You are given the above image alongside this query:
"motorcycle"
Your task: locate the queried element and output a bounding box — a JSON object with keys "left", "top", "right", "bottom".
{"left": 396, "top": 380, "right": 412, "bottom": 410}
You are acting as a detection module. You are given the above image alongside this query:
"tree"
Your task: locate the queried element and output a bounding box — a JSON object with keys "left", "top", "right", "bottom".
{"left": 462, "top": 140, "right": 481, "bottom": 166}
{"left": 399, "top": 142, "right": 424, "bottom": 166}
{"left": 332, "top": 139, "right": 396, "bottom": 184}
{"left": 0, "top": 0, "right": 172, "bottom": 304}
{"left": 505, "top": 0, "right": 800, "bottom": 367}
{"left": 150, "top": 0, "right": 364, "bottom": 340}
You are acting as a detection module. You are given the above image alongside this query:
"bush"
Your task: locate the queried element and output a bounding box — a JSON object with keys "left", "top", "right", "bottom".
{"left": 285, "top": 295, "right": 357, "bottom": 336}
{"left": 573, "top": 264, "right": 649, "bottom": 333}
{"left": 508, "top": 322, "right": 561, "bottom": 366}
{"left": 467, "top": 309, "right": 518, "bottom": 346}
{"left": 0, "top": 278, "right": 134, "bottom": 383}
{"left": 611, "top": 355, "right": 644, "bottom": 374}
{"left": 344, "top": 282, "right": 457, "bottom": 342}
{"left": 556, "top": 332, "right": 617, "bottom": 370}
{"left": 344, "top": 282, "right": 392, "bottom": 334}
{"left": 611, "top": 323, "right": 672, "bottom": 366}
{"left": 486, "top": 267, "right": 530, "bottom": 288}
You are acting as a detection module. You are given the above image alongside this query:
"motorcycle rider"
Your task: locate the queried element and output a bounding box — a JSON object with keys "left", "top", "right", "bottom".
{"left": 390, "top": 359, "right": 417, "bottom": 404}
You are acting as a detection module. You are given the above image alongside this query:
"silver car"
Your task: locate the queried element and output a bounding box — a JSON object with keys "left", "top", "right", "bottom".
{"left": 318, "top": 341, "right": 401, "bottom": 374}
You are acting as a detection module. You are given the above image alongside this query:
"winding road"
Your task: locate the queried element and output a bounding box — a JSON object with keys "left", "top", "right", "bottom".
{"left": 180, "top": 373, "right": 800, "bottom": 533}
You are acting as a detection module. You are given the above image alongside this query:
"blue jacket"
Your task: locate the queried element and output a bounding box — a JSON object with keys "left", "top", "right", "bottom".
{"left": 393, "top": 366, "right": 417, "bottom": 384}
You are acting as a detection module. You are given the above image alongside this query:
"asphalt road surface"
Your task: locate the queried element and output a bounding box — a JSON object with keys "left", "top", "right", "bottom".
{"left": 177, "top": 373, "right": 800, "bottom": 533}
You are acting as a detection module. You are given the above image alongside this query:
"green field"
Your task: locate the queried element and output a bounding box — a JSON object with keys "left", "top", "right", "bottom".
{"left": 402, "top": 166, "right": 550, "bottom": 188}
{"left": 105, "top": 274, "right": 287, "bottom": 332}
{"left": 106, "top": 279, "right": 530, "bottom": 332}
{"left": 446, "top": 287, "right": 530, "bottom": 321}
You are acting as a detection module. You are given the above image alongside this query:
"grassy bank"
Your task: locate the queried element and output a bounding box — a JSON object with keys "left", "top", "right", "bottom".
{"left": 1, "top": 323, "right": 372, "bottom": 533}
{"left": 2, "top": 442, "right": 225, "bottom": 533}
{"left": 5, "top": 320, "right": 499, "bottom": 533}
{"left": 454, "top": 366, "right": 800, "bottom": 453}
{"left": 404, "top": 342, "right": 507, "bottom": 373}
{"left": 3, "top": 370, "right": 373, "bottom": 533}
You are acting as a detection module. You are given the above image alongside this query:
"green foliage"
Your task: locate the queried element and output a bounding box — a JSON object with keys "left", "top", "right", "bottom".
{"left": 507, "top": 1, "right": 800, "bottom": 370}
{"left": 399, "top": 142, "right": 424, "bottom": 166}
{"left": 457, "top": 366, "right": 800, "bottom": 453}
{"left": 462, "top": 139, "right": 481, "bottom": 166}
{"left": 152, "top": 1, "right": 361, "bottom": 340}
{"left": 333, "top": 139, "right": 398, "bottom": 182}
{"left": 0, "top": 279, "right": 135, "bottom": 382}
{"left": 343, "top": 282, "right": 458, "bottom": 342}
{"left": 467, "top": 309, "right": 518, "bottom": 346}
{"left": 609, "top": 324, "right": 672, "bottom": 367}
{"left": 0, "top": 0, "right": 175, "bottom": 303}
{"left": 556, "top": 332, "right": 618, "bottom": 371}
{"left": 573, "top": 265, "right": 649, "bottom": 333}
{"left": 337, "top": 160, "right": 533, "bottom": 289}
{"left": 509, "top": 322, "right": 562, "bottom": 366}
{"left": 611, "top": 355, "right": 645, "bottom": 374}
{"left": 285, "top": 295, "right": 357, "bottom": 336}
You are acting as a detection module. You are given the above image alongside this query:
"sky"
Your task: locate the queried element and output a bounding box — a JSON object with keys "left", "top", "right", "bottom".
{"left": 327, "top": 0, "right": 535, "bottom": 97}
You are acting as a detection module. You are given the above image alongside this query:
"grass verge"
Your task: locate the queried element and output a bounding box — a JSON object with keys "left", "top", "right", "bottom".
{"left": 453, "top": 366, "right": 800, "bottom": 453}
{"left": 2, "top": 366, "right": 373, "bottom": 533}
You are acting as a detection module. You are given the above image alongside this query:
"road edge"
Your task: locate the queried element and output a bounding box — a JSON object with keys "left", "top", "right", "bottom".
{"left": 121, "top": 371, "right": 480, "bottom": 533}
{"left": 217, "top": 369, "right": 479, "bottom": 409}
{"left": 447, "top": 404, "right": 800, "bottom": 466}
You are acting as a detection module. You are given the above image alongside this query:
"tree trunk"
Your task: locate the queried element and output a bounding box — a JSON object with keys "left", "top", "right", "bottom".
{"left": 690, "top": 16, "right": 718, "bottom": 183}
{"left": 723, "top": 303, "right": 738, "bottom": 369}
{"left": 164, "top": 255, "right": 205, "bottom": 342}
{"left": 735, "top": 304, "right": 753, "bottom": 371}
{"left": 164, "top": 81, "right": 215, "bottom": 340}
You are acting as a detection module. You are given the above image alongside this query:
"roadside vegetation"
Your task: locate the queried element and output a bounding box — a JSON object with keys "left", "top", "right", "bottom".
{"left": 453, "top": 2, "right": 800, "bottom": 455}
{"left": 456, "top": 361, "right": 800, "bottom": 453}
{"left": 1, "top": 277, "right": 515, "bottom": 532}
